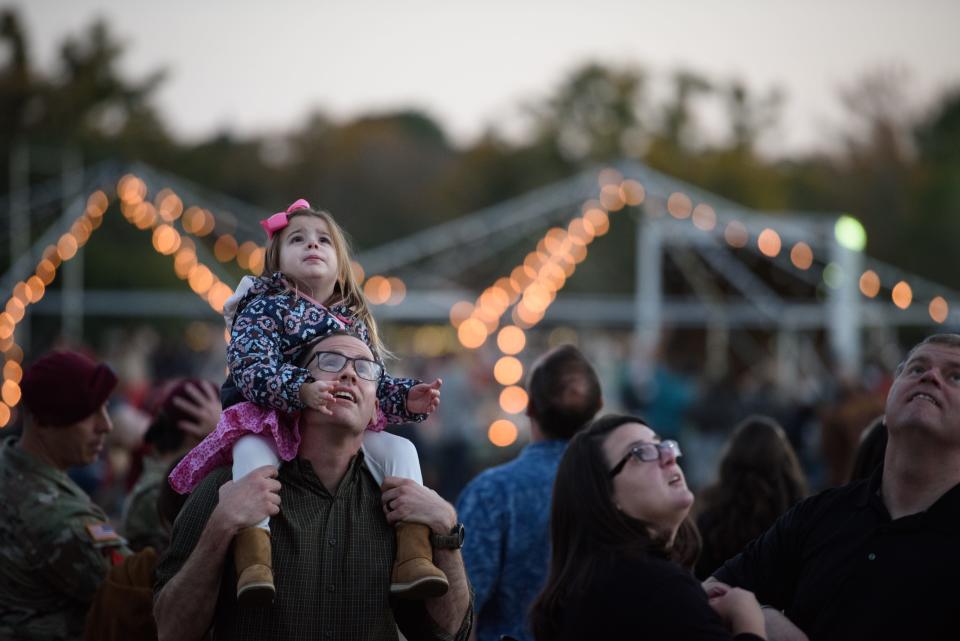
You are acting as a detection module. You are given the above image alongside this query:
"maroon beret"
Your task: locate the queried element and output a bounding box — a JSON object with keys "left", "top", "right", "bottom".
{"left": 21, "top": 350, "right": 118, "bottom": 426}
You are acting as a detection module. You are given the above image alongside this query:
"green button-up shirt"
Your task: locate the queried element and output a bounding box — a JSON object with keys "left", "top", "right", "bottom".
{"left": 156, "top": 452, "right": 471, "bottom": 641}
{"left": 0, "top": 436, "right": 130, "bottom": 641}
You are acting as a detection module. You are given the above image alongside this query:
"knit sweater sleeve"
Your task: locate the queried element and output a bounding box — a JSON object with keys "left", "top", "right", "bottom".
{"left": 227, "top": 292, "right": 311, "bottom": 412}
{"left": 377, "top": 372, "right": 428, "bottom": 424}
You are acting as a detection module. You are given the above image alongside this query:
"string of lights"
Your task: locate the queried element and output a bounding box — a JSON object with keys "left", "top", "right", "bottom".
{"left": 453, "top": 166, "right": 953, "bottom": 447}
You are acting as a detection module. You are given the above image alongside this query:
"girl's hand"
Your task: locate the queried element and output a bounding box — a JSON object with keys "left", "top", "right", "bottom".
{"left": 708, "top": 587, "right": 766, "bottom": 638}
{"left": 407, "top": 379, "right": 442, "bottom": 415}
{"left": 299, "top": 380, "right": 336, "bottom": 414}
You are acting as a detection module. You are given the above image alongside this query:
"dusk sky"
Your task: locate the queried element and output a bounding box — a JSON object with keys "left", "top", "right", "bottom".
{"left": 15, "top": 0, "right": 960, "bottom": 155}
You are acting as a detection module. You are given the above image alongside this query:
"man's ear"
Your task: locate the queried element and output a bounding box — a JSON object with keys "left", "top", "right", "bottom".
{"left": 368, "top": 399, "right": 384, "bottom": 429}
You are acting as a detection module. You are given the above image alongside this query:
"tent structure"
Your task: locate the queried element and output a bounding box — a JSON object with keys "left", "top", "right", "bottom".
{"left": 2, "top": 158, "right": 957, "bottom": 384}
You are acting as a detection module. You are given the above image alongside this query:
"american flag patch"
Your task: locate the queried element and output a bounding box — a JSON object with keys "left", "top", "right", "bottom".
{"left": 85, "top": 522, "right": 120, "bottom": 543}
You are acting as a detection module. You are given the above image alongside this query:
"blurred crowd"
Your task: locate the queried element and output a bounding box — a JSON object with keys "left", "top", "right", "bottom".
{"left": 2, "top": 323, "right": 939, "bottom": 641}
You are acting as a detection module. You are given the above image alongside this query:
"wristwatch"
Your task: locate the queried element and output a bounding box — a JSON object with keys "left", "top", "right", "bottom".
{"left": 431, "top": 523, "right": 465, "bottom": 550}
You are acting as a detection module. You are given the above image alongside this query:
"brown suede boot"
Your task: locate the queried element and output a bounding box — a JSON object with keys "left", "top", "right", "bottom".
{"left": 235, "top": 527, "right": 275, "bottom": 606}
{"left": 390, "top": 522, "right": 449, "bottom": 599}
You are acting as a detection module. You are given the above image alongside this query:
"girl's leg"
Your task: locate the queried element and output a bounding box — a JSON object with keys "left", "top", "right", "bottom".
{"left": 232, "top": 434, "right": 280, "bottom": 530}
{"left": 360, "top": 429, "right": 423, "bottom": 487}
{"left": 362, "top": 430, "right": 447, "bottom": 599}
{"left": 231, "top": 434, "right": 279, "bottom": 606}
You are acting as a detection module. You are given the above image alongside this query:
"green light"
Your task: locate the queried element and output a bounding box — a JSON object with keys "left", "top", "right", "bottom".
{"left": 823, "top": 263, "right": 844, "bottom": 289}
{"left": 834, "top": 215, "right": 867, "bottom": 251}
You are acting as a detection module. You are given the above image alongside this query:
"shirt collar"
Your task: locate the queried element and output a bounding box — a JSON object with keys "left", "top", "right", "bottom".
{"left": 1, "top": 436, "right": 88, "bottom": 496}
{"left": 286, "top": 449, "right": 367, "bottom": 496}
{"left": 520, "top": 439, "right": 568, "bottom": 459}
{"left": 857, "top": 463, "right": 960, "bottom": 529}
{"left": 854, "top": 466, "right": 884, "bottom": 509}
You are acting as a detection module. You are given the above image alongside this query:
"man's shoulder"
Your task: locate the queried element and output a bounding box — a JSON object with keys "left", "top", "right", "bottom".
{"left": 800, "top": 477, "right": 871, "bottom": 512}
{"left": 190, "top": 466, "right": 233, "bottom": 497}
{"left": 460, "top": 458, "right": 523, "bottom": 496}
{"left": 471, "top": 444, "right": 563, "bottom": 482}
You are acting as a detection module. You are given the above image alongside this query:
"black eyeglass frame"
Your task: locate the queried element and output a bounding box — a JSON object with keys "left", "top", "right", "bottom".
{"left": 308, "top": 351, "right": 384, "bottom": 382}
{"left": 608, "top": 439, "right": 682, "bottom": 478}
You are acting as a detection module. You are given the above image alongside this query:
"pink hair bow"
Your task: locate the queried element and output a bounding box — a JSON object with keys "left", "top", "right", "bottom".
{"left": 259, "top": 198, "right": 311, "bottom": 239}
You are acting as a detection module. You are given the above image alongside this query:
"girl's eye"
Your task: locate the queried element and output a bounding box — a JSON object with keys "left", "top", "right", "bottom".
{"left": 289, "top": 235, "right": 303, "bottom": 242}
{"left": 320, "top": 237, "right": 331, "bottom": 245}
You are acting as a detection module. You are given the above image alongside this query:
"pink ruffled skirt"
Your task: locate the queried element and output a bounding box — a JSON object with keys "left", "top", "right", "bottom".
{"left": 168, "top": 402, "right": 302, "bottom": 494}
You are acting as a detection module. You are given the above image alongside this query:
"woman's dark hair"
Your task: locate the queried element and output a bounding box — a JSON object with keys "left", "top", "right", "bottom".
{"left": 695, "top": 415, "right": 808, "bottom": 579}
{"left": 530, "top": 413, "right": 700, "bottom": 641}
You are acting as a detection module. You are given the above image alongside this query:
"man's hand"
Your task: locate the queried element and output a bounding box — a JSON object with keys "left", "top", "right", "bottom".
{"left": 380, "top": 476, "right": 456, "bottom": 533}
{"left": 299, "top": 380, "right": 336, "bottom": 414}
{"left": 172, "top": 380, "right": 221, "bottom": 439}
{"left": 407, "top": 379, "right": 442, "bottom": 415}
{"left": 214, "top": 465, "right": 281, "bottom": 534}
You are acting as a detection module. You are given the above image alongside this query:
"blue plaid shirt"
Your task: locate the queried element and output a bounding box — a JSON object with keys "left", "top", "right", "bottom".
{"left": 456, "top": 440, "right": 567, "bottom": 641}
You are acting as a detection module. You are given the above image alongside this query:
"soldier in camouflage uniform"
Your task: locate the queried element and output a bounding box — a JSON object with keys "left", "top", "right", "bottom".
{"left": 122, "top": 378, "right": 220, "bottom": 553}
{"left": 0, "top": 350, "right": 130, "bottom": 641}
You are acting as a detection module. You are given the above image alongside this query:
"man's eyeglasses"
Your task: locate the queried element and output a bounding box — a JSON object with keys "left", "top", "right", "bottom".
{"left": 309, "top": 351, "right": 384, "bottom": 382}
{"left": 608, "top": 440, "right": 681, "bottom": 478}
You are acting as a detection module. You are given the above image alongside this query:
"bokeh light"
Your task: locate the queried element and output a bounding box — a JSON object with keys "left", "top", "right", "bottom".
{"left": 3, "top": 360, "right": 23, "bottom": 383}
{"left": 757, "top": 228, "right": 782, "bottom": 257}
{"left": 859, "top": 270, "right": 881, "bottom": 298}
{"left": 724, "top": 221, "right": 748, "bottom": 248}
{"left": 214, "top": 235, "right": 238, "bottom": 262}
{"left": 488, "top": 419, "right": 518, "bottom": 447}
{"left": 386, "top": 277, "right": 407, "bottom": 305}
{"left": 892, "top": 281, "right": 913, "bottom": 309}
{"left": 1, "top": 380, "right": 21, "bottom": 406}
{"left": 457, "top": 318, "right": 488, "bottom": 349}
{"left": 823, "top": 263, "right": 843, "bottom": 289}
{"left": 449, "top": 301, "right": 474, "bottom": 328}
{"left": 667, "top": 192, "right": 693, "bottom": 219}
{"left": 834, "top": 214, "right": 867, "bottom": 252}
{"left": 364, "top": 275, "right": 391, "bottom": 305}
{"left": 499, "top": 385, "right": 529, "bottom": 414}
{"left": 493, "top": 356, "right": 524, "bottom": 386}
{"left": 497, "top": 325, "right": 526, "bottom": 355}
{"left": 691, "top": 204, "right": 716, "bottom": 231}
{"left": 929, "top": 296, "right": 949, "bottom": 324}
{"left": 620, "top": 180, "right": 645, "bottom": 206}
{"left": 790, "top": 242, "right": 814, "bottom": 270}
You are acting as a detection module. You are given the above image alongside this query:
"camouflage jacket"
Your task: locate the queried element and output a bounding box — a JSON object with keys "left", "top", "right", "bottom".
{"left": 0, "top": 437, "right": 130, "bottom": 641}
{"left": 121, "top": 455, "right": 168, "bottom": 554}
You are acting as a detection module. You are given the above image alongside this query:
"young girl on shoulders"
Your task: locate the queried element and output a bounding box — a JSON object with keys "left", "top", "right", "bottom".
{"left": 171, "top": 199, "right": 445, "bottom": 605}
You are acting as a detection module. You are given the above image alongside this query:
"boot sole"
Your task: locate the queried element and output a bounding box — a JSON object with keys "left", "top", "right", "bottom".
{"left": 390, "top": 576, "right": 450, "bottom": 600}
{"left": 237, "top": 582, "right": 276, "bottom": 607}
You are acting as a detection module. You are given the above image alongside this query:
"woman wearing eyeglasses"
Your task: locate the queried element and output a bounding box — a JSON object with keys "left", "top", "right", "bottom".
{"left": 530, "top": 414, "right": 766, "bottom": 641}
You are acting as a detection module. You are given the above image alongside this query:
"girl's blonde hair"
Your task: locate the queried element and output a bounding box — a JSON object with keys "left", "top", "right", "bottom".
{"left": 263, "top": 206, "right": 386, "bottom": 357}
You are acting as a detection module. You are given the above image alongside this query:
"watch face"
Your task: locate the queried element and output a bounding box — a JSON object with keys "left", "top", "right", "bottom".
{"left": 434, "top": 524, "right": 465, "bottom": 549}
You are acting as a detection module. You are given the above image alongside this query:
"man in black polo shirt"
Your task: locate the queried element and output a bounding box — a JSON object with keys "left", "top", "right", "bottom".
{"left": 154, "top": 332, "right": 472, "bottom": 641}
{"left": 707, "top": 333, "right": 960, "bottom": 640}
